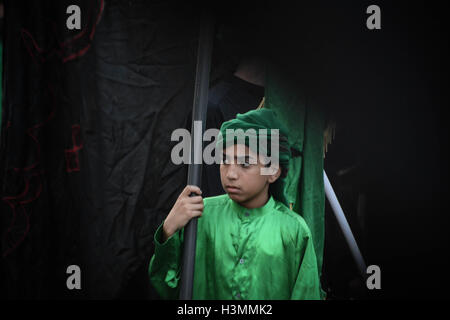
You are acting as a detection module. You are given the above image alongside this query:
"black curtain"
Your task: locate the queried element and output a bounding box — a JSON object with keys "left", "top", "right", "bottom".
{"left": 0, "top": 0, "right": 198, "bottom": 299}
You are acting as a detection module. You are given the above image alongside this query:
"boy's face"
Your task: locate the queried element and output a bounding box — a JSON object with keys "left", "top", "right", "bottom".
{"left": 220, "top": 144, "right": 281, "bottom": 208}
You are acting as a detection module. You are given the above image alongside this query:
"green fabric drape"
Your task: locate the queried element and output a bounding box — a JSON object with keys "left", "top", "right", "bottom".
{"left": 265, "top": 64, "right": 326, "bottom": 287}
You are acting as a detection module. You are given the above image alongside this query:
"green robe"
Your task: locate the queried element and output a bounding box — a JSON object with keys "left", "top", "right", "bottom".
{"left": 148, "top": 194, "right": 322, "bottom": 300}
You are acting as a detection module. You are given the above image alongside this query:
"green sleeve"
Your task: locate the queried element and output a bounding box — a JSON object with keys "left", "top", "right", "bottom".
{"left": 148, "top": 222, "right": 184, "bottom": 299}
{"left": 290, "top": 227, "right": 323, "bottom": 300}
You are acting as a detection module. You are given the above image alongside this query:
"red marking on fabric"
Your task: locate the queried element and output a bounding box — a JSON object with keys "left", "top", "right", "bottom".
{"left": 59, "top": 1, "right": 95, "bottom": 48}
{"left": 2, "top": 176, "right": 31, "bottom": 202}
{"left": 22, "top": 0, "right": 104, "bottom": 65}
{"left": 59, "top": 19, "right": 89, "bottom": 48}
{"left": 2, "top": 205, "right": 30, "bottom": 258}
{"left": 13, "top": 86, "right": 56, "bottom": 173}
{"left": 90, "top": 0, "right": 105, "bottom": 40}
{"left": 65, "top": 124, "right": 83, "bottom": 172}
{"left": 62, "top": 43, "right": 91, "bottom": 63}
{"left": 2, "top": 173, "right": 42, "bottom": 257}
{"left": 59, "top": 0, "right": 104, "bottom": 47}
{"left": 3, "top": 86, "right": 56, "bottom": 256}
{"left": 62, "top": 0, "right": 104, "bottom": 63}
{"left": 6, "top": 0, "right": 103, "bottom": 256}
{"left": 21, "top": 28, "right": 45, "bottom": 64}
{"left": 61, "top": 0, "right": 104, "bottom": 63}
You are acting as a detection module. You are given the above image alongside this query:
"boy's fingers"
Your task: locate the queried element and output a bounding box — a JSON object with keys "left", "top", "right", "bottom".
{"left": 190, "top": 210, "right": 203, "bottom": 217}
{"left": 188, "top": 196, "right": 203, "bottom": 203}
{"left": 180, "top": 186, "right": 191, "bottom": 197}
{"left": 182, "top": 185, "right": 202, "bottom": 197}
{"left": 188, "top": 203, "right": 204, "bottom": 211}
{"left": 188, "top": 185, "right": 202, "bottom": 196}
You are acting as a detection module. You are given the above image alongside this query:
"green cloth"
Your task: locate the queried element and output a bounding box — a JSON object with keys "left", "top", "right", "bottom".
{"left": 265, "top": 63, "right": 326, "bottom": 296}
{"left": 216, "top": 108, "right": 299, "bottom": 206}
{"left": 148, "top": 194, "right": 322, "bottom": 300}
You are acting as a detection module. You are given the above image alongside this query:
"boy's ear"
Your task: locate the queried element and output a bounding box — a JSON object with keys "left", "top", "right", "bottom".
{"left": 267, "top": 166, "right": 282, "bottom": 184}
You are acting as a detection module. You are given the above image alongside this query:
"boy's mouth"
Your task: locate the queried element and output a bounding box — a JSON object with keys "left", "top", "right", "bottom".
{"left": 225, "top": 185, "right": 240, "bottom": 193}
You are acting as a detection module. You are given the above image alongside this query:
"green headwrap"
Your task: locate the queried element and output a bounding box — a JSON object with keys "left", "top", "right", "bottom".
{"left": 216, "top": 109, "right": 297, "bottom": 206}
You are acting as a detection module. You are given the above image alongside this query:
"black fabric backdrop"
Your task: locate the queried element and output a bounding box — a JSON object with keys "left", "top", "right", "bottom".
{"left": 0, "top": 0, "right": 268, "bottom": 299}
{"left": 0, "top": 0, "right": 199, "bottom": 299}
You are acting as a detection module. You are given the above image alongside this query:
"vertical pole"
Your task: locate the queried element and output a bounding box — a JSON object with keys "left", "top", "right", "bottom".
{"left": 179, "top": 9, "right": 214, "bottom": 300}
{"left": 324, "top": 170, "right": 367, "bottom": 277}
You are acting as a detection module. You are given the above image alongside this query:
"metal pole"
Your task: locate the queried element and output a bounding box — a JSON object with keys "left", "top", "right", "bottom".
{"left": 179, "top": 10, "right": 214, "bottom": 300}
{"left": 323, "top": 170, "right": 367, "bottom": 277}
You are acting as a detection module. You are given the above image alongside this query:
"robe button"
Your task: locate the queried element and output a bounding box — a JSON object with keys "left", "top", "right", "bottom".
{"left": 245, "top": 212, "right": 249, "bottom": 217}
{"left": 239, "top": 258, "right": 245, "bottom": 264}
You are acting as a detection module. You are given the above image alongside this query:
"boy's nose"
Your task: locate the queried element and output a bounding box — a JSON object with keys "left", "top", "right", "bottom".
{"left": 226, "top": 165, "right": 239, "bottom": 180}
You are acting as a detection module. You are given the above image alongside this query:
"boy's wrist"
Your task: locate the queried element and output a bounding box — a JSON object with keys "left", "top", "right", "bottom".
{"left": 162, "top": 219, "right": 176, "bottom": 242}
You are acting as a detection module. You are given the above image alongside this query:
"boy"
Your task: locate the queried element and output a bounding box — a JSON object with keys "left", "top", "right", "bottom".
{"left": 148, "top": 109, "right": 322, "bottom": 300}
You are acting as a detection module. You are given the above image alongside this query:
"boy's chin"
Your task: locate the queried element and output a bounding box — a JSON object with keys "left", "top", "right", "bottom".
{"left": 227, "top": 192, "right": 253, "bottom": 206}
{"left": 227, "top": 192, "right": 245, "bottom": 202}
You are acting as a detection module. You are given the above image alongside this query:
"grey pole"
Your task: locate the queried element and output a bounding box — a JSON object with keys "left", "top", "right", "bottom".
{"left": 323, "top": 170, "right": 367, "bottom": 277}
{"left": 179, "top": 10, "right": 214, "bottom": 300}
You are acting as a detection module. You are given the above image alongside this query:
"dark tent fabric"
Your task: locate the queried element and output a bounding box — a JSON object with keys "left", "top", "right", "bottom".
{"left": 0, "top": 28, "right": 2, "bottom": 128}
{"left": 0, "top": 0, "right": 198, "bottom": 298}
{"left": 0, "top": 0, "right": 269, "bottom": 300}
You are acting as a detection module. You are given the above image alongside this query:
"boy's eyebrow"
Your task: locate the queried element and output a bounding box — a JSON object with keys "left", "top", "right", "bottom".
{"left": 222, "top": 152, "right": 255, "bottom": 161}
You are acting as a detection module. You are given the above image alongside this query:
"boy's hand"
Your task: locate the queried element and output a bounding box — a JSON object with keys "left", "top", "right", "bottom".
{"left": 162, "top": 185, "right": 203, "bottom": 241}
